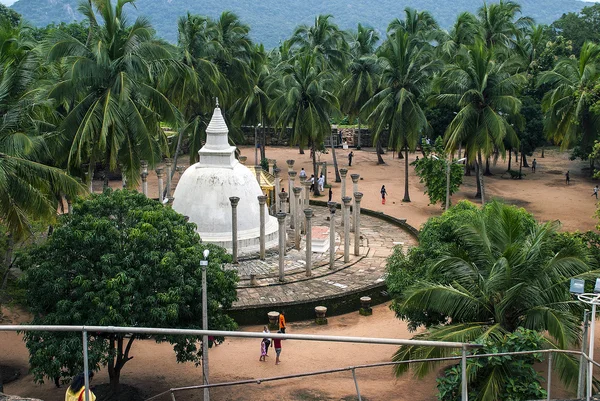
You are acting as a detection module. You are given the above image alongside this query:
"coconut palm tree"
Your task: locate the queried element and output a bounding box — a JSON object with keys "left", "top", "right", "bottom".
{"left": 392, "top": 201, "right": 593, "bottom": 400}
{"left": 477, "top": 0, "right": 533, "bottom": 49}
{"left": 0, "top": 20, "right": 83, "bottom": 241}
{"left": 538, "top": 42, "right": 600, "bottom": 163}
{"left": 289, "top": 14, "right": 348, "bottom": 72}
{"left": 364, "top": 31, "right": 437, "bottom": 202}
{"left": 271, "top": 54, "right": 338, "bottom": 196}
{"left": 431, "top": 41, "right": 524, "bottom": 205}
{"left": 45, "top": 0, "right": 179, "bottom": 189}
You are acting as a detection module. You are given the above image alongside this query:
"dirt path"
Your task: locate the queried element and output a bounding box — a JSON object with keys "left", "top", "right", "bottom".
{"left": 3, "top": 146, "right": 599, "bottom": 400}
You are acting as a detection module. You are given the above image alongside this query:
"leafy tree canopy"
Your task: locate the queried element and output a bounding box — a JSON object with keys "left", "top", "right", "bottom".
{"left": 18, "top": 190, "right": 238, "bottom": 392}
{"left": 550, "top": 3, "right": 600, "bottom": 56}
{"left": 413, "top": 137, "right": 464, "bottom": 207}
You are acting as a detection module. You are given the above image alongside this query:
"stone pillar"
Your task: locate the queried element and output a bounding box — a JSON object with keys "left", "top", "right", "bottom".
{"left": 67, "top": 197, "right": 73, "bottom": 214}
{"left": 141, "top": 172, "right": 148, "bottom": 196}
{"left": 239, "top": 156, "right": 247, "bottom": 165}
{"left": 156, "top": 168, "right": 164, "bottom": 203}
{"left": 268, "top": 311, "right": 280, "bottom": 330}
{"left": 354, "top": 192, "right": 363, "bottom": 256}
{"left": 315, "top": 306, "right": 328, "bottom": 325}
{"left": 277, "top": 212, "right": 287, "bottom": 282}
{"left": 304, "top": 208, "right": 313, "bottom": 277}
{"left": 359, "top": 296, "right": 372, "bottom": 316}
{"left": 141, "top": 160, "right": 149, "bottom": 175}
{"left": 278, "top": 191, "right": 288, "bottom": 215}
{"left": 165, "top": 158, "right": 173, "bottom": 198}
{"left": 340, "top": 168, "right": 348, "bottom": 199}
{"left": 176, "top": 166, "right": 184, "bottom": 180}
{"left": 288, "top": 171, "right": 297, "bottom": 228}
{"left": 268, "top": 159, "right": 276, "bottom": 175}
{"left": 255, "top": 165, "right": 262, "bottom": 185}
{"left": 258, "top": 195, "right": 267, "bottom": 260}
{"left": 286, "top": 159, "right": 295, "bottom": 191}
{"left": 293, "top": 187, "right": 303, "bottom": 250}
{"left": 322, "top": 162, "right": 328, "bottom": 186}
{"left": 229, "top": 197, "right": 240, "bottom": 264}
{"left": 350, "top": 174, "right": 360, "bottom": 232}
{"left": 273, "top": 168, "right": 281, "bottom": 212}
{"left": 302, "top": 180, "right": 311, "bottom": 233}
{"left": 342, "top": 196, "right": 352, "bottom": 263}
{"left": 328, "top": 201, "right": 337, "bottom": 269}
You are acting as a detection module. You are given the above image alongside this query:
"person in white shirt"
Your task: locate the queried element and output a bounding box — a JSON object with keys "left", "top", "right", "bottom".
{"left": 318, "top": 175, "right": 325, "bottom": 192}
{"left": 299, "top": 168, "right": 307, "bottom": 179}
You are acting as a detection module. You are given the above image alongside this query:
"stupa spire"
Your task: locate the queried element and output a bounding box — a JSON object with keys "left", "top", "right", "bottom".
{"left": 197, "top": 103, "right": 237, "bottom": 168}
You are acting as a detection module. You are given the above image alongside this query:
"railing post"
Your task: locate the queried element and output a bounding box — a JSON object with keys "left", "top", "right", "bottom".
{"left": 461, "top": 345, "right": 468, "bottom": 401}
{"left": 579, "top": 309, "right": 590, "bottom": 398}
{"left": 351, "top": 368, "right": 362, "bottom": 401}
{"left": 547, "top": 351, "right": 553, "bottom": 401}
{"left": 82, "top": 330, "right": 90, "bottom": 401}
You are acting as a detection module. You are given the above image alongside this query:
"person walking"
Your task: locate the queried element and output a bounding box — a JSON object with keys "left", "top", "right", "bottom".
{"left": 65, "top": 372, "right": 96, "bottom": 401}
{"left": 262, "top": 326, "right": 271, "bottom": 356}
{"left": 593, "top": 185, "right": 599, "bottom": 199}
{"left": 278, "top": 311, "right": 286, "bottom": 334}
{"left": 328, "top": 187, "right": 333, "bottom": 202}
{"left": 348, "top": 151, "right": 354, "bottom": 167}
{"left": 318, "top": 174, "right": 325, "bottom": 192}
{"left": 380, "top": 185, "right": 388, "bottom": 205}
{"left": 309, "top": 175, "right": 315, "bottom": 192}
{"left": 532, "top": 158, "right": 537, "bottom": 173}
{"left": 566, "top": 171, "right": 570, "bottom": 185}
{"left": 273, "top": 330, "right": 283, "bottom": 365}
{"left": 259, "top": 338, "right": 268, "bottom": 362}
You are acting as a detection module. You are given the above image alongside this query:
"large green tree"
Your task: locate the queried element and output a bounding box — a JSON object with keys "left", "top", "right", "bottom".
{"left": 45, "top": 0, "right": 179, "bottom": 189}
{"left": 390, "top": 201, "right": 595, "bottom": 401}
{"left": 19, "top": 190, "right": 238, "bottom": 393}
{"left": 538, "top": 42, "right": 600, "bottom": 167}
{"left": 0, "top": 18, "right": 83, "bottom": 241}
{"left": 271, "top": 54, "right": 339, "bottom": 196}
{"left": 365, "top": 30, "right": 437, "bottom": 202}
{"left": 431, "top": 41, "right": 524, "bottom": 205}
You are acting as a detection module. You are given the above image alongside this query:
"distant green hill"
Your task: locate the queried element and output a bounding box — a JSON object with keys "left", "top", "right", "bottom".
{"left": 10, "top": 0, "right": 587, "bottom": 48}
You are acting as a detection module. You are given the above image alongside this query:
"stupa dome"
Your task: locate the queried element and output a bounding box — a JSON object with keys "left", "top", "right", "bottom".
{"left": 172, "top": 105, "right": 279, "bottom": 254}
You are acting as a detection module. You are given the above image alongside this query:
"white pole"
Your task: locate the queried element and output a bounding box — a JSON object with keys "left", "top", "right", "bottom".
{"left": 254, "top": 125, "right": 258, "bottom": 166}
{"left": 201, "top": 257, "right": 210, "bottom": 401}
{"left": 588, "top": 302, "right": 596, "bottom": 401}
{"left": 83, "top": 330, "right": 90, "bottom": 401}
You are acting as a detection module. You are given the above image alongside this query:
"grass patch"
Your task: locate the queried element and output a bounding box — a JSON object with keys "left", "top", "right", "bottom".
{"left": 291, "top": 389, "right": 330, "bottom": 401}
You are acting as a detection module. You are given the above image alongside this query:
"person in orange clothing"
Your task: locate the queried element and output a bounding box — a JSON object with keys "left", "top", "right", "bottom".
{"left": 65, "top": 372, "right": 95, "bottom": 401}
{"left": 278, "top": 311, "right": 286, "bottom": 334}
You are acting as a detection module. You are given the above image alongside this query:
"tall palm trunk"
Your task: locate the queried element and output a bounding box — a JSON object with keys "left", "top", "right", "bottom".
{"left": 475, "top": 159, "right": 481, "bottom": 198}
{"left": 330, "top": 131, "right": 341, "bottom": 182}
{"left": 171, "top": 125, "right": 185, "bottom": 180}
{"left": 357, "top": 118, "right": 361, "bottom": 150}
{"left": 464, "top": 154, "right": 471, "bottom": 176}
{"left": 507, "top": 148, "right": 512, "bottom": 171}
{"left": 376, "top": 139, "right": 385, "bottom": 164}
{"left": 299, "top": 144, "right": 304, "bottom": 154}
{"left": 312, "top": 142, "right": 320, "bottom": 196}
{"left": 477, "top": 151, "right": 486, "bottom": 206}
{"left": 402, "top": 146, "right": 410, "bottom": 202}
{"left": 484, "top": 157, "right": 492, "bottom": 176}
{"left": 521, "top": 152, "right": 529, "bottom": 168}
{"left": 260, "top": 116, "right": 266, "bottom": 160}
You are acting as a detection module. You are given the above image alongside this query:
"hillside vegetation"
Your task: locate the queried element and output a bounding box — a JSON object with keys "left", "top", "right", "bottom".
{"left": 10, "top": 0, "right": 585, "bottom": 47}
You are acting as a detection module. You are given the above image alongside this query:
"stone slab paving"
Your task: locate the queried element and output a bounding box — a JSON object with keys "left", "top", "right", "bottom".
{"left": 228, "top": 206, "right": 417, "bottom": 310}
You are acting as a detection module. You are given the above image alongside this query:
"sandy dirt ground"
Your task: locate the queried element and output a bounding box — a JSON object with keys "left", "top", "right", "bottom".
{"left": 2, "top": 146, "right": 599, "bottom": 401}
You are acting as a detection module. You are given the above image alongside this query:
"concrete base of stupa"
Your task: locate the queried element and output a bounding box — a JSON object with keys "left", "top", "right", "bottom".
{"left": 198, "top": 215, "right": 281, "bottom": 256}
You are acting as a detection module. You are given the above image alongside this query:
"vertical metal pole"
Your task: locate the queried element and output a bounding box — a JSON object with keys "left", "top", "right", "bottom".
{"left": 82, "top": 330, "right": 90, "bottom": 401}
{"left": 170, "top": 391, "right": 177, "bottom": 401}
{"left": 351, "top": 368, "right": 362, "bottom": 401}
{"left": 445, "top": 161, "right": 451, "bottom": 210}
{"left": 579, "top": 310, "right": 590, "bottom": 399}
{"left": 588, "top": 303, "right": 596, "bottom": 401}
{"left": 201, "top": 259, "right": 210, "bottom": 401}
{"left": 461, "top": 346, "right": 468, "bottom": 401}
{"left": 547, "top": 351, "right": 553, "bottom": 401}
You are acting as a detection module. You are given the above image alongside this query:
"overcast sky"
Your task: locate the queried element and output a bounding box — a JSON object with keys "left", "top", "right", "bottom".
{"left": 0, "top": 0, "right": 18, "bottom": 5}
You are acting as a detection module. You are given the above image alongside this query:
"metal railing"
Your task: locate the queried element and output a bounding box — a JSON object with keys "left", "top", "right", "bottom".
{"left": 1, "top": 325, "right": 595, "bottom": 401}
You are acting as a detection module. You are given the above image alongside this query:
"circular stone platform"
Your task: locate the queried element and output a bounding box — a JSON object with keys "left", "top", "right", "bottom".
{"left": 225, "top": 205, "right": 418, "bottom": 324}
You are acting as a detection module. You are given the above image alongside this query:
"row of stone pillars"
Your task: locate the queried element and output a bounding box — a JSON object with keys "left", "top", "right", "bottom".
{"left": 139, "top": 159, "right": 185, "bottom": 202}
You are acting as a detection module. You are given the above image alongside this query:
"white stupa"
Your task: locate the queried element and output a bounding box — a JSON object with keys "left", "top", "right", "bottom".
{"left": 172, "top": 103, "right": 280, "bottom": 255}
